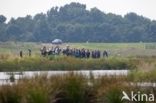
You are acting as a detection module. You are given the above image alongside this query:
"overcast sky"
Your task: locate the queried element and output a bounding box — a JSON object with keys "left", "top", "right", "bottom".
{"left": 0, "top": 0, "right": 156, "bottom": 21}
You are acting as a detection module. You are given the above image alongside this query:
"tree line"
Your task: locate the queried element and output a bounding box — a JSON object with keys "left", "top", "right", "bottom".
{"left": 0, "top": 2, "right": 156, "bottom": 42}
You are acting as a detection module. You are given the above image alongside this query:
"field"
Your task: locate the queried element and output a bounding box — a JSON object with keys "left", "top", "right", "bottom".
{"left": 0, "top": 42, "right": 156, "bottom": 71}
{"left": 1, "top": 41, "right": 156, "bottom": 57}
{"left": 0, "top": 42, "right": 156, "bottom": 103}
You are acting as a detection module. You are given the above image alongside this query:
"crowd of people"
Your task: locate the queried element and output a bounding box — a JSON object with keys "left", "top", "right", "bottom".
{"left": 40, "top": 46, "right": 61, "bottom": 56}
{"left": 40, "top": 45, "right": 108, "bottom": 58}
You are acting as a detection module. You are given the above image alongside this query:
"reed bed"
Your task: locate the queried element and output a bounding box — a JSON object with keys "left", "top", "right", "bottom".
{"left": 0, "top": 54, "right": 135, "bottom": 71}
{"left": 0, "top": 73, "right": 155, "bottom": 103}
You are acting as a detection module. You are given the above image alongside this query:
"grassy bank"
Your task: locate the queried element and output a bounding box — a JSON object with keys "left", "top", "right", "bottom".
{"left": 0, "top": 53, "right": 156, "bottom": 71}
{"left": 0, "top": 54, "right": 135, "bottom": 71}
{"left": 0, "top": 73, "right": 155, "bottom": 103}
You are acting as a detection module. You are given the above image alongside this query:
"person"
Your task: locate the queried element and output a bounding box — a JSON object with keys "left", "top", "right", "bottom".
{"left": 41, "top": 46, "right": 47, "bottom": 56}
{"left": 97, "top": 50, "right": 101, "bottom": 58}
{"left": 28, "top": 49, "right": 31, "bottom": 57}
{"left": 94, "top": 50, "right": 98, "bottom": 58}
{"left": 54, "top": 46, "right": 59, "bottom": 55}
{"left": 62, "top": 48, "right": 67, "bottom": 55}
{"left": 92, "top": 51, "right": 95, "bottom": 58}
{"left": 75, "top": 49, "right": 80, "bottom": 58}
{"left": 20, "top": 50, "right": 23, "bottom": 58}
{"left": 103, "top": 50, "right": 108, "bottom": 58}
{"left": 86, "top": 49, "right": 90, "bottom": 58}
{"left": 81, "top": 48, "right": 85, "bottom": 58}
{"left": 65, "top": 45, "right": 70, "bottom": 56}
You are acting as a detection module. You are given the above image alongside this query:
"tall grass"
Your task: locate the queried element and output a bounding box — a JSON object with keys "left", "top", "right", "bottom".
{"left": 128, "top": 69, "right": 156, "bottom": 82}
{"left": 0, "top": 73, "right": 154, "bottom": 103}
{"left": 0, "top": 54, "right": 135, "bottom": 71}
{"left": 0, "top": 85, "right": 22, "bottom": 103}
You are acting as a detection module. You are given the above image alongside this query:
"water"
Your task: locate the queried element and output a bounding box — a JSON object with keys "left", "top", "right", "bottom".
{"left": 0, "top": 70, "right": 128, "bottom": 84}
{"left": 0, "top": 70, "right": 128, "bottom": 79}
{"left": 1, "top": 70, "right": 156, "bottom": 87}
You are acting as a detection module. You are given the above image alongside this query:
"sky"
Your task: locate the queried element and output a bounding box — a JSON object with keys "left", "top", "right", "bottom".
{"left": 0, "top": 0, "right": 156, "bottom": 21}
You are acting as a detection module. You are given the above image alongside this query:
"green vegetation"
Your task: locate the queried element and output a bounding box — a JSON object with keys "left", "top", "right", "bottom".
{"left": 0, "top": 73, "right": 155, "bottom": 103}
{"left": 0, "top": 2, "right": 156, "bottom": 42}
{"left": 0, "top": 42, "right": 156, "bottom": 102}
{"left": 69, "top": 43, "right": 145, "bottom": 49}
{"left": 129, "top": 69, "right": 156, "bottom": 82}
{"left": 0, "top": 2, "right": 156, "bottom": 102}
{"left": 0, "top": 51, "right": 156, "bottom": 72}
{"left": 0, "top": 42, "right": 156, "bottom": 71}
{"left": 0, "top": 55, "right": 135, "bottom": 71}
{"left": 1, "top": 42, "right": 156, "bottom": 56}
{"left": 0, "top": 42, "right": 41, "bottom": 54}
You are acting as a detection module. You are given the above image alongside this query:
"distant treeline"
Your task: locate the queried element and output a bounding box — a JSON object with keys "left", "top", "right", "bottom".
{"left": 0, "top": 2, "right": 156, "bottom": 42}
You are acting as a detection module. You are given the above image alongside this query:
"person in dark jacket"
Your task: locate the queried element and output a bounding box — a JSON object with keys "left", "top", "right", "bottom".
{"left": 86, "top": 49, "right": 90, "bottom": 58}
{"left": 20, "top": 50, "right": 23, "bottom": 58}
{"left": 28, "top": 49, "right": 31, "bottom": 57}
{"left": 103, "top": 50, "right": 108, "bottom": 58}
{"left": 97, "top": 50, "right": 101, "bottom": 58}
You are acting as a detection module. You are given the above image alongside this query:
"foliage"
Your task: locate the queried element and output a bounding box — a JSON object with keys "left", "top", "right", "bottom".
{"left": 0, "top": 2, "right": 156, "bottom": 42}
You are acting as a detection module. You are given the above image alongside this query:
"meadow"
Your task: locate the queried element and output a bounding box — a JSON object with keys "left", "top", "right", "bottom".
{"left": 0, "top": 41, "right": 156, "bottom": 71}
{"left": 0, "top": 42, "right": 156, "bottom": 103}
{"left": 1, "top": 41, "right": 156, "bottom": 56}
